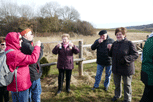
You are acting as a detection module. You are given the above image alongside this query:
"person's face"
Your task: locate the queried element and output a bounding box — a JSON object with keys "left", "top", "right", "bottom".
{"left": 0, "top": 42, "right": 6, "bottom": 51}
{"left": 62, "top": 37, "right": 69, "bottom": 44}
{"left": 100, "top": 34, "right": 107, "bottom": 40}
{"left": 24, "top": 31, "right": 34, "bottom": 41}
{"left": 19, "top": 35, "right": 23, "bottom": 47}
{"left": 116, "top": 32, "right": 125, "bottom": 41}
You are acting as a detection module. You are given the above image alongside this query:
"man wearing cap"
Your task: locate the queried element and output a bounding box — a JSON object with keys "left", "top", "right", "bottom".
{"left": 91, "top": 30, "right": 114, "bottom": 91}
{"left": 20, "top": 28, "right": 44, "bottom": 102}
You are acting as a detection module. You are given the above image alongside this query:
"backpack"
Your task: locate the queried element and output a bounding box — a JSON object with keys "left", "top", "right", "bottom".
{"left": 0, "top": 49, "right": 18, "bottom": 89}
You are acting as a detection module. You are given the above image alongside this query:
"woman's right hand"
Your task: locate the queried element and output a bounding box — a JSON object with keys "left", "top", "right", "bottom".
{"left": 107, "top": 44, "right": 112, "bottom": 50}
{"left": 35, "top": 40, "right": 41, "bottom": 47}
{"left": 57, "top": 43, "right": 61, "bottom": 47}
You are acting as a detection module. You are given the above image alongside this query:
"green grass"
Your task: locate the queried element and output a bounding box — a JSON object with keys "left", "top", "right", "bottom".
{"left": 38, "top": 57, "right": 144, "bottom": 102}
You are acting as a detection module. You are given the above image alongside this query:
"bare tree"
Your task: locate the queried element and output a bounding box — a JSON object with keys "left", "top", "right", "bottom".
{"left": 19, "top": 5, "right": 34, "bottom": 19}
{"left": 58, "top": 6, "right": 80, "bottom": 21}
{"left": 0, "top": 1, "right": 19, "bottom": 24}
{"left": 39, "top": 1, "right": 60, "bottom": 18}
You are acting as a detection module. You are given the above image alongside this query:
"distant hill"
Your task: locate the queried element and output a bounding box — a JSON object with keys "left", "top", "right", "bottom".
{"left": 126, "top": 23, "right": 153, "bottom": 32}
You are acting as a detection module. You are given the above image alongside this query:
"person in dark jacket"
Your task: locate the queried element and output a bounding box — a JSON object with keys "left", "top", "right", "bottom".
{"left": 52, "top": 33, "right": 79, "bottom": 95}
{"left": 108, "top": 27, "right": 138, "bottom": 102}
{"left": 140, "top": 32, "right": 153, "bottom": 102}
{"left": 91, "top": 30, "right": 114, "bottom": 91}
{"left": 20, "top": 28, "right": 44, "bottom": 102}
{"left": 0, "top": 37, "right": 9, "bottom": 102}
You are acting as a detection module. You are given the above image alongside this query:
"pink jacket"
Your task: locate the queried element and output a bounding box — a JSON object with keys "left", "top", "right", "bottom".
{"left": 5, "top": 32, "right": 40, "bottom": 92}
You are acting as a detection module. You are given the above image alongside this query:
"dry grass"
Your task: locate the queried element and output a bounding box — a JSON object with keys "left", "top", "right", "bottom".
{"left": 34, "top": 31, "right": 149, "bottom": 62}
{"left": 34, "top": 31, "right": 149, "bottom": 45}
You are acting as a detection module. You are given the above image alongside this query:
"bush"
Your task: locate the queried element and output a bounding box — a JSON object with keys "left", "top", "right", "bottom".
{"left": 40, "top": 57, "right": 51, "bottom": 78}
{"left": 74, "top": 20, "right": 95, "bottom": 36}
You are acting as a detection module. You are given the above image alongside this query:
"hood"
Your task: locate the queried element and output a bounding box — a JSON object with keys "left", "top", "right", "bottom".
{"left": 5, "top": 32, "right": 21, "bottom": 50}
{"left": 148, "top": 32, "right": 153, "bottom": 38}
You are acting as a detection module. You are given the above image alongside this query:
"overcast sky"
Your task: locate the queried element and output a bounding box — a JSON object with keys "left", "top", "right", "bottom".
{"left": 4, "top": 0, "right": 153, "bottom": 28}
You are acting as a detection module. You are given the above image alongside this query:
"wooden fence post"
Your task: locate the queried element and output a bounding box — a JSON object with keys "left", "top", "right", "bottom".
{"left": 78, "top": 40, "right": 83, "bottom": 76}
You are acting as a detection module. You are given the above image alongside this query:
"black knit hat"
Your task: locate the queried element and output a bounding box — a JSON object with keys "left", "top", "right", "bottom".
{"left": 99, "top": 30, "right": 107, "bottom": 35}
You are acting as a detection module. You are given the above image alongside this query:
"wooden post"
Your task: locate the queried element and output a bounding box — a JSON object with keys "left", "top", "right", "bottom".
{"left": 78, "top": 40, "right": 83, "bottom": 76}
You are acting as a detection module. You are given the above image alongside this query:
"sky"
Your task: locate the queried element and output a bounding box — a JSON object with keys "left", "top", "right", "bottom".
{"left": 4, "top": 0, "right": 153, "bottom": 28}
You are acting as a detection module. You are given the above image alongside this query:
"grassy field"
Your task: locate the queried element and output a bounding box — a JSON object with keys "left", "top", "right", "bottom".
{"left": 40, "top": 57, "right": 143, "bottom": 102}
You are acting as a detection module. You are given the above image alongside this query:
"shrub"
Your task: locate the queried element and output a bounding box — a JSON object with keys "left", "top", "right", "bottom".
{"left": 40, "top": 57, "right": 51, "bottom": 78}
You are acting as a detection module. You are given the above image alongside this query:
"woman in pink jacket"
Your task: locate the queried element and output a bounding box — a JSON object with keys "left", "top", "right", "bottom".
{"left": 5, "top": 32, "right": 41, "bottom": 102}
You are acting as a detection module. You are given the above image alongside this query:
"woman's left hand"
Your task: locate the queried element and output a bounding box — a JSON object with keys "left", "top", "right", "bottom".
{"left": 69, "top": 43, "right": 74, "bottom": 47}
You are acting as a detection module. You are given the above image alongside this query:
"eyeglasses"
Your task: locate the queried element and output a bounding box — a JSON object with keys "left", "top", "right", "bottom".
{"left": 1, "top": 44, "right": 5, "bottom": 46}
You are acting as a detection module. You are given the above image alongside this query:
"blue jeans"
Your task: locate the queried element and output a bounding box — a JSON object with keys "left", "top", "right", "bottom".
{"left": 94, "top": 64, "right": 112, "bottom": 88}
{"left": 29, "top": 78, "right": 42, "bottom": 102}
{"left": 11, "top": 89, "right": 29, "bottom": 102}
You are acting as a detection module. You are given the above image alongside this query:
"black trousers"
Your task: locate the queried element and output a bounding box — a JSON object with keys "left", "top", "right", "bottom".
{"left": 0, "top": 86, "right": 9, "bottom": 102}
{"left": 58, "top": 69, "right": 72, "bottom": 91}
{"left": 140, "top": 84, "right": 153, "bottom": 102}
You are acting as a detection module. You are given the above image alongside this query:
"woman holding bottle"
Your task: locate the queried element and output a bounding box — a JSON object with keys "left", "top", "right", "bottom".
{"left": 52, "top": 33, "right": 79, "bottom": 95}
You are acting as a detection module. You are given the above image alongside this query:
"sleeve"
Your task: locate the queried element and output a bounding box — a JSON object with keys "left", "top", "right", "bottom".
{"left": 52, "top": 45, "right": 59, "bottom": 55}
{"left": 38, "top": 43, "right": 44, "bottom": 61}
{"left": 91, "top": 39, "right": 100, "bottom": 50}
{"left": 16, "top": 46, "right": 41, "bottom": 66}
{"left": 72, "top": 45, "right": 79, "bottom": 54}
{"left": 123, "top": 41, "right": 139, "bottom": 63}
{"left": 108, "top": 42, "right": 115, "bottom": 57}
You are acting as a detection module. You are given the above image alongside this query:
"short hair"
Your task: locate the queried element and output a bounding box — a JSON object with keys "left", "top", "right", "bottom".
{"left": 115, "top": 27, "right": 127, "bottom": 37}
{"left": 62, "top": 33, "right": 70, "bottom": 39}
{"left": 0, "top": 37, "right": 5, "bottom": 43}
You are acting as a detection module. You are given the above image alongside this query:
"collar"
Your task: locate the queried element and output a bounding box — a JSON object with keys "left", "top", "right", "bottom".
{"left": 22, "top": 37, "right": 33, "bottom": 44}
{"left": 117, "top": 38, "right": 126, "bottom": 42}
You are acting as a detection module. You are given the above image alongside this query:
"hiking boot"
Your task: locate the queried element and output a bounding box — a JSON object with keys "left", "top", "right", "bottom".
{"left": 56, "top": 90, "right": 61, "bottom": 95}
{"left": 104, "top": 87, "right": 108, "bottom": 91}
{"left": 122, "top": 100, "right": 130, "bottom": 102}
{"left": 111, "top": 96, "right": 117, "bottom": 101}
{"left": 91, "top": 86, "right": 98, "bottom": 90}
{"left": 66, "top": 89, "right": 71, "bottom": 93}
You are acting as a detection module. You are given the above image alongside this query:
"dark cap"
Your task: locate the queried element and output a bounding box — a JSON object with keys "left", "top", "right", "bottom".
{"left": 99, "top": 30, "right": 107, "bottom": 35}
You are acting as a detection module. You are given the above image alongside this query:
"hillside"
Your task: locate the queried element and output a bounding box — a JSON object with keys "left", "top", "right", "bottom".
{"left": 126, "top": 23, "right": 153, "bottom": 32}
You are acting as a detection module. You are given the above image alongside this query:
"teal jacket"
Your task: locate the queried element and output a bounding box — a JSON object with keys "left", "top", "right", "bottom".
{"left": 141, "top": 37, "right": 153, "bottom": 85}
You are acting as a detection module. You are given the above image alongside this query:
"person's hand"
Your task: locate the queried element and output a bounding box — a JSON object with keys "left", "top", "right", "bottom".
{"left": 57, "top": 43, "right": 62, "bottom": 48}
{"left": 69, "top": 43, "right": 74, "bottom": 47}
{"left": 35, "top": 40, "right": 41, "bottom": 47}
{"left": 98, "top": 39, "right": 103, "bottom": 43}
{"left": 107, "top": 44, "right": 112, "bottom": 50}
